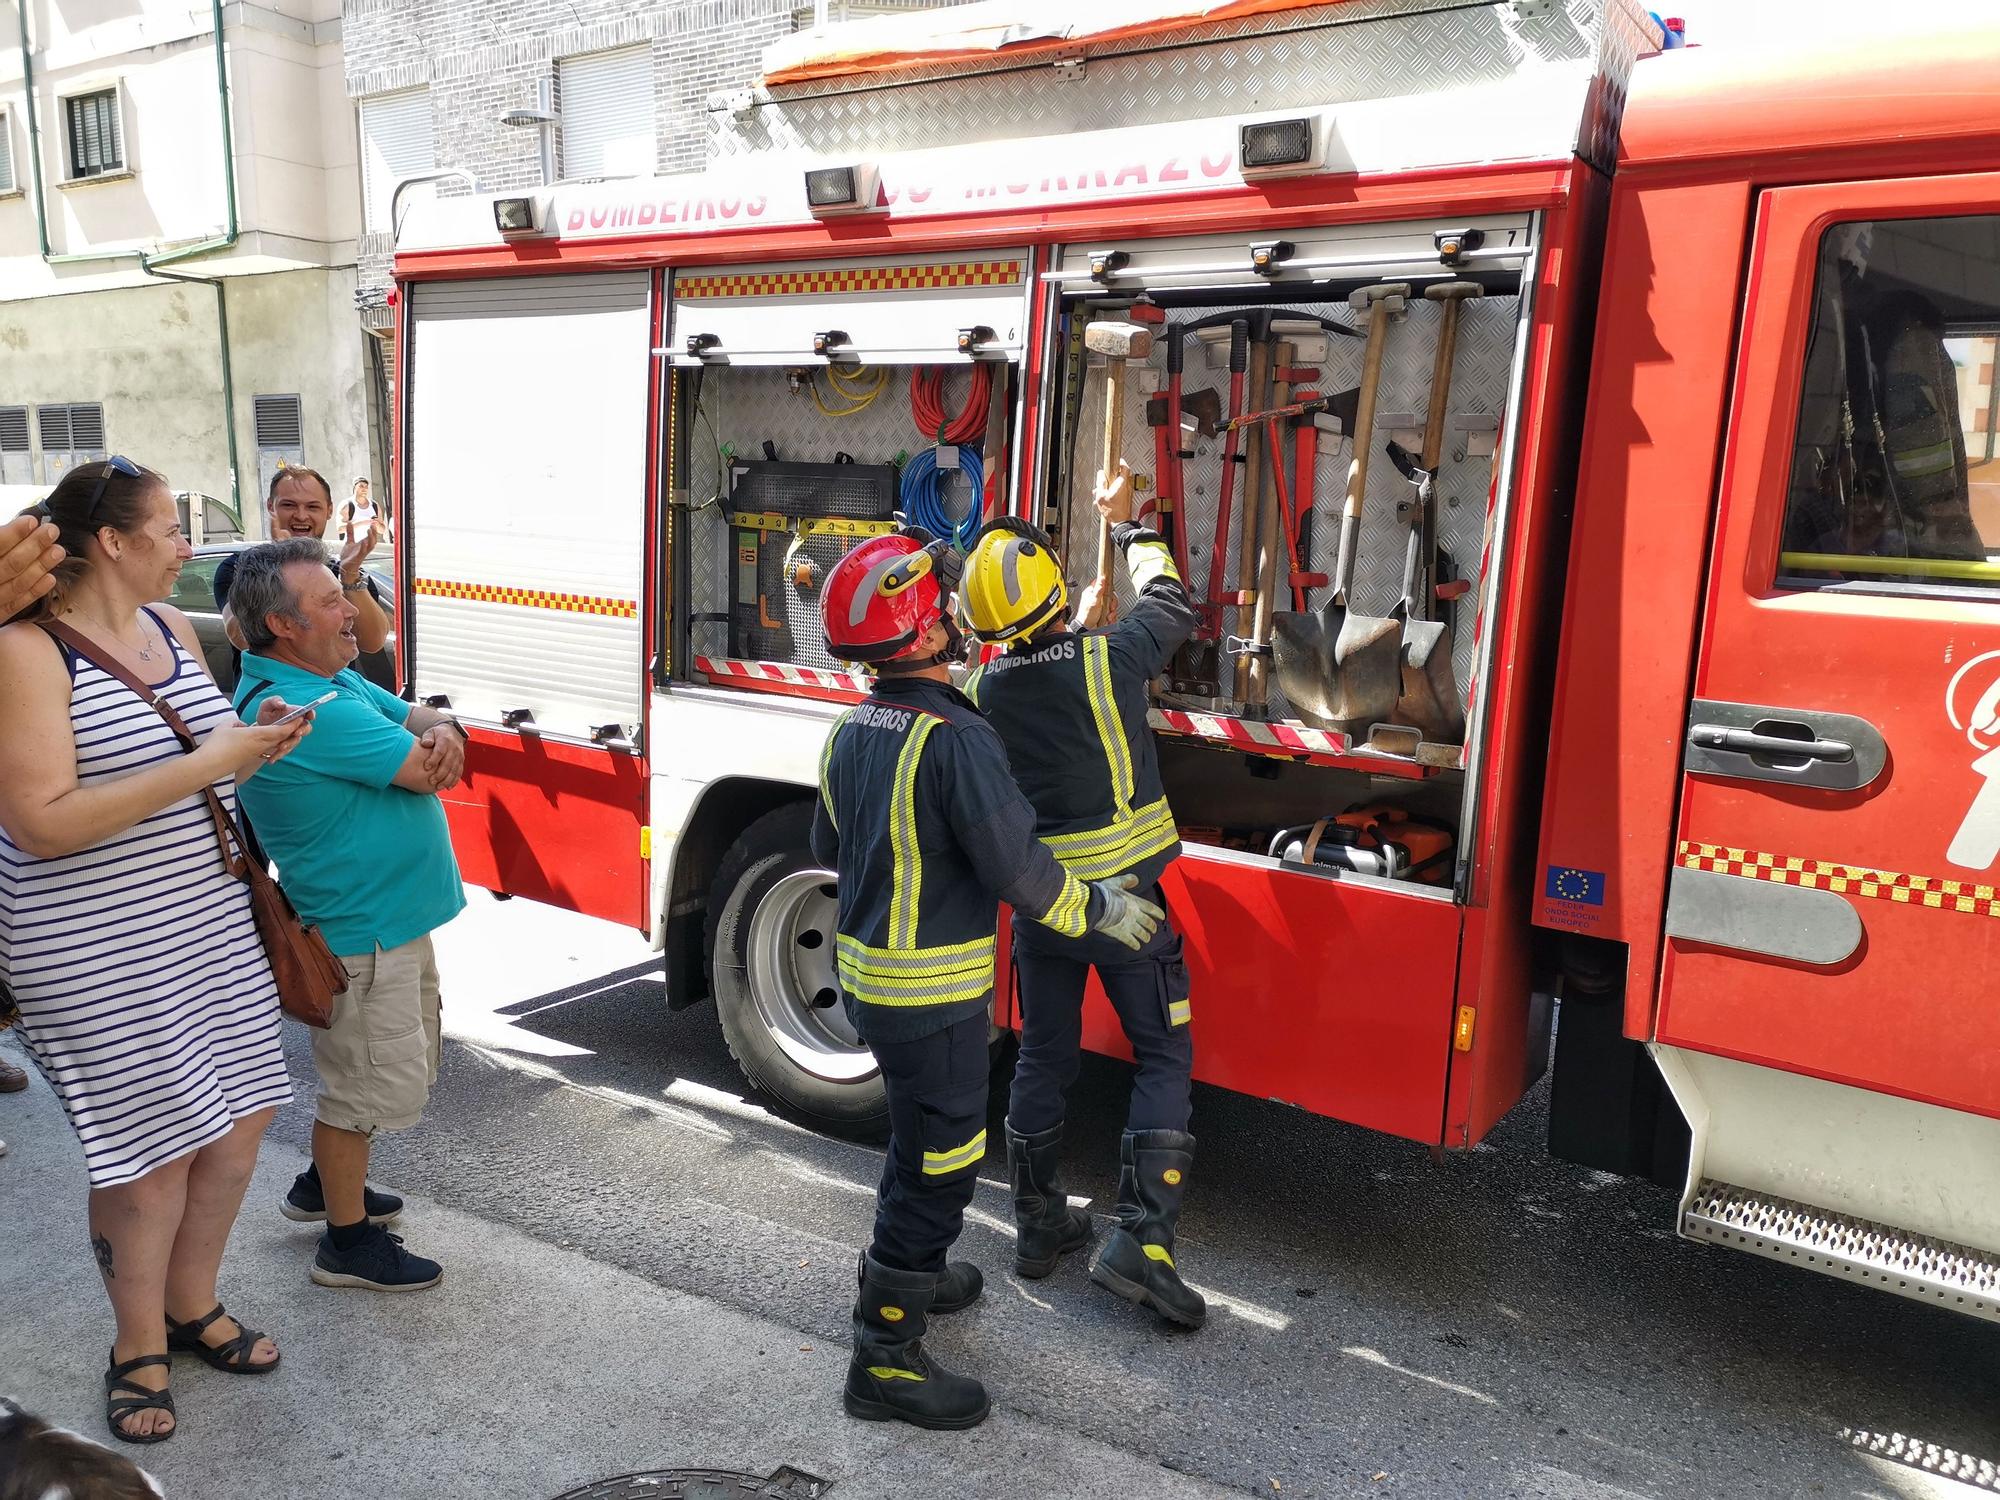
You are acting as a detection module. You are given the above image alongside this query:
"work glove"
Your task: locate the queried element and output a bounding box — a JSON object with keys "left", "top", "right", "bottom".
{"left": 1088, "top": 874, "right": 1165, "bottom": 951}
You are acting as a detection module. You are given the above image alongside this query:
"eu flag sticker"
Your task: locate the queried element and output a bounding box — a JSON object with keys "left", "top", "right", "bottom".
{"left": 1544, "top": 865, "right": 1606, "bottom": 906}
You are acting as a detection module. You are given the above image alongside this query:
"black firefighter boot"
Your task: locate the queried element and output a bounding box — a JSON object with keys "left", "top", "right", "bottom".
{"left": 844, "top": 1251, "right": 991, "bottom": 1430}
{"left": 1006, "top": 1121, "right": 1093, "bottom": 1278}
{"left": 855, "top": 1248, "right": 983, "bottom": 1313}
{"left": 1089, "top": 1129, "right": 1208, "bottom": 1329}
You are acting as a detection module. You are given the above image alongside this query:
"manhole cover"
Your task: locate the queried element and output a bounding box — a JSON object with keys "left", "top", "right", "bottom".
{"left": 553, "top": 1467, "right": 830, "bottom": 1500}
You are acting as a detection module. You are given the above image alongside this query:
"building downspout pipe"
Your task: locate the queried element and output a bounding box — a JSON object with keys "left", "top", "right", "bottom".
{"left": 145, "top": 269, "right": 242, "bottom": 516}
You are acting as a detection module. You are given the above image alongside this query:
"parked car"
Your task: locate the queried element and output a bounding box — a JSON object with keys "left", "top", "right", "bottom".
{"left": 170, "top": 542, "right": 397, "bottom": 693}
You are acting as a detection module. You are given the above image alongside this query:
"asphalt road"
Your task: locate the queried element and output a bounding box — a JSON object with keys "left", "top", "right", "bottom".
{"left": 243, "top": 889, "right": 1998, "bottom": 1500}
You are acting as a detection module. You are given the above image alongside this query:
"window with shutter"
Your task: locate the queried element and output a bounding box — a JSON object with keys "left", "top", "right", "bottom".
{"left": 0, "top": 112, "right": 16, "bottom": 196}
{"left": 558, "top": 49, "right": 655, "bottom": 181}
{"left": 359, "top": 90, "right": 437, "bottom": 234}
{"left": 63, "top": 89, "right": 124, "bottom": 179}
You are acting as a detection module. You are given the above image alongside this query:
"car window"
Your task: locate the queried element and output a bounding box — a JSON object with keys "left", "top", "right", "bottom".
{"left": 1777, "top": 214, "right": 2000, "bottom": 593}
{"left": 170, "top": 556, "right": 225, "bottom": 613}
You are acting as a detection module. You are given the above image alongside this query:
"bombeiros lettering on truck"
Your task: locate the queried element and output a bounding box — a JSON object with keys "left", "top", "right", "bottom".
{"left": 391, "top": 1, "right": 2000, "bottom": 1324}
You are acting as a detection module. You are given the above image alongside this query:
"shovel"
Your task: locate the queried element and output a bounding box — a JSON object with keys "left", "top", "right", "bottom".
{"left": 1272, "top": 283, "right": 1409, "bottom": 734}
{"left": 1384, "top": 281, "right": 1481, "bottom": 744}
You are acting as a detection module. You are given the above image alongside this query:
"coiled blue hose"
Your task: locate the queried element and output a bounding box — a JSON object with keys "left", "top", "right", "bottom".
{"left": 899, "top": 444, "right": 984, "bottom": 553}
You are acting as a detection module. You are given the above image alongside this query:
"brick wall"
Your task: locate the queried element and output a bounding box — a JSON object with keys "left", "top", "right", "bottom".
{"left": 343, "top": 0, "right": 961, "bottom": 299}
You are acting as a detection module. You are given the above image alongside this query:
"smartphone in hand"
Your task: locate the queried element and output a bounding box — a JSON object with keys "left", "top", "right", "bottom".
{"left": 267, "top": 690, "right": 338, "bottom": 729}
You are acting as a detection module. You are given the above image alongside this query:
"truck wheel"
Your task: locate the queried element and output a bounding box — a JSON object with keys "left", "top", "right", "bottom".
{"left": 707, "top": 802, "right": 889, "bottom": 1140}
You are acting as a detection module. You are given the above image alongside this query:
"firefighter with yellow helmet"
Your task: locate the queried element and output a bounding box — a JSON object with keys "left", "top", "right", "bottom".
{"left": 812, "top": 527, "right": 1165, "bottom": 1431}
{"left": 959, "top": 463, "right": 1206, "bottom": 1328}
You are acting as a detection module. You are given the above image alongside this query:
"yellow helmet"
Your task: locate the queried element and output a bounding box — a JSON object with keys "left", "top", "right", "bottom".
{"left": 961, "top": 517, "right": 1068, "bottom": 646}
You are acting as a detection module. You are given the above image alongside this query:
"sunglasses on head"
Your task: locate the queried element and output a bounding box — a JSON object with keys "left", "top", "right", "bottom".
{"left": 82, "top": 455, "right": 143, "bottom": 526}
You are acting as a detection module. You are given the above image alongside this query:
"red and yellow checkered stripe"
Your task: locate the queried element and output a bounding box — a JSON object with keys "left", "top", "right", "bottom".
{"left": 1679, "top": 840, "right": 2000, "bottom": 919}
{"left": 675, "top": 261, "right": 1024, "bottom": 300}
{"left": 413, "top": 577, "right": 637, "bottom": 619}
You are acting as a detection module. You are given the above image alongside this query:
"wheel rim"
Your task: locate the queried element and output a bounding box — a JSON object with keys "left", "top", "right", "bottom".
{"left": 745, "top": 868, "right": 875, "bottom": 1084}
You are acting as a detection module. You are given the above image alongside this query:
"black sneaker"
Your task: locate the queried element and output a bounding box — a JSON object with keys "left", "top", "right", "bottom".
{"left": 310, "top": 1225, "right": 442, "bottom": 1292}
{"left": 282, "top": 1164, "right": 403, "bottom": 1226}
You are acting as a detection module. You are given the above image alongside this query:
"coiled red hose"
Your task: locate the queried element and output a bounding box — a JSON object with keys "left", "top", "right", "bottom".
{"left": 910, "top": 364, "right": 993, "bottom": 447}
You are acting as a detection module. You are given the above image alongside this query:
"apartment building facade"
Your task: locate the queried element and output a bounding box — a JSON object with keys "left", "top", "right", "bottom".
{"left": 341, "top": 0, "right": 956, "bottom": 327}
{"left": 0, "top": 0, "right": 371, "bottom": 523}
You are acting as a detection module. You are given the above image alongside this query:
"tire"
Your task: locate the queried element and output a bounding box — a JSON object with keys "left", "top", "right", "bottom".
{"left": 706, "top": 802, "right": 890, "bottom": 1140}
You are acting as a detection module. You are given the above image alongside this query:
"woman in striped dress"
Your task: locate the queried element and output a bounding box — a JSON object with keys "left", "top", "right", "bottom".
{"left": 0, "top": 460, "right": 312, "bottom": 1445}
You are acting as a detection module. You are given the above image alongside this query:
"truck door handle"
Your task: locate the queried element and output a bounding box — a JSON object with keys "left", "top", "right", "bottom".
{"left": 1682, "top": 700, "right": 1886, "bottom": 791}
{"left": 1687, "top": 724, "right": 1854, "bottom": 763}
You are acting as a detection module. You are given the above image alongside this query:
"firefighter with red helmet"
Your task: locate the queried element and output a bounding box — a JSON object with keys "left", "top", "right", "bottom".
{"left": 958, "top": 463, "right": 1207, "bottom": 1329}
{"left": 812, "top": 528, "right": 1165, "bottom": 1432}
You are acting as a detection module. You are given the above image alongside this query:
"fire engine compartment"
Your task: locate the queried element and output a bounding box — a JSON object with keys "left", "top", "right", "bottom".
{"left": 668, "top": 216, "right": 1530, "bottom": 902}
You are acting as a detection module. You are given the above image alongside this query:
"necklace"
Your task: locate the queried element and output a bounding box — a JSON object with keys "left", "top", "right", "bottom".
{"left": 67, "top": 608, "right": 159, "bottom": 663}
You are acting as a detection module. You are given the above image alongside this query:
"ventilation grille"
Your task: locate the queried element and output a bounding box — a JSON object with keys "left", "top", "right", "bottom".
{"left": 69, "top": 403, "right": 105, "bottom": 451}
{"left": 254, "top": 394, "right": 304, "bottom": 449}
{"left": 727, "top": 460, "right": 898, "bottom": 520}
{"left": 0, "top": 407, "right": 27, "bottom": 453}
{"left": 38, "top": 402, "right": 104, "bottom": 452}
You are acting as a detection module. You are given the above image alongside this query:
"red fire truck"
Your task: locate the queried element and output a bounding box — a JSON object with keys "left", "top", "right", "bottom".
{"left": 389, "top": 1, "right": 2000, "bottom": 1320}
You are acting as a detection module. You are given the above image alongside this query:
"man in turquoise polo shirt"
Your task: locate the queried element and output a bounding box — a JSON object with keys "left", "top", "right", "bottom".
{"left": 229, "top": 538, "right": 467, "bottom": 1292}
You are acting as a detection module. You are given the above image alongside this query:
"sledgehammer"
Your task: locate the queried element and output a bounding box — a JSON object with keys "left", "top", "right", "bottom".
{"left": 1078, "top": 319, "right": 1155, "bottom": 627}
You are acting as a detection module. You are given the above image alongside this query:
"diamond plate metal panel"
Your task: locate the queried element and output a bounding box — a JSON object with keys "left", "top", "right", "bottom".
{"left": 717, "top": 0, "right": 1659, "bottom": 175}
{"left": 684, "top": 363, "right": 991, "bottom": 673}
{"left": 1059, "top": 286, "right": 1518, "bottom": 724}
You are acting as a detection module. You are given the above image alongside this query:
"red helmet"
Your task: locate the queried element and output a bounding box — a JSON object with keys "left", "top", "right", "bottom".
{"left": 822, "top": 533, "right": 947, "bottom": 664}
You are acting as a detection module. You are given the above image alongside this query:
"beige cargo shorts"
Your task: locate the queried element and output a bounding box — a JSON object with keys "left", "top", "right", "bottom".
{"left": 313, "top": 933, "right": 442, "bottom": 1135}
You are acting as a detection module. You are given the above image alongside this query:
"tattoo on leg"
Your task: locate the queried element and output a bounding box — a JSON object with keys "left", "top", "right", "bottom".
{"left": 92, "top": 1232, "right": 114, "bottom": 1279}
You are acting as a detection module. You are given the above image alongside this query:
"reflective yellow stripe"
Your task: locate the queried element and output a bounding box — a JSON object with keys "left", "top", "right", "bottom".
{"left": 866, "top": 1366, "right": 926, "bottom": 1382}
{"left": 837, "top": 933, "right": 994, "bottom": 971}
{"left": 838, "top": 970, "right": 992, "bottom": 1005}
{"left": 1142, "top": 1243, "right": 1175, "bottom": 1268}
{"left": 1126, "top": 536, "right": 1180, "bottom": 590}
{"left": 836, "top": 934, "right": 997, "bottom": 1008}
{"left": 1035, "top": 873, "right": 1091, "bottom": 939}
{"left": 818, "top": 709, "right": 855, "bottom": 833}
{"left": 962, "top": 663, "right": 986, "bottom": 705}
{"left": 888, "top": 717, "right": 940, "bottom": 948}
{"left": 922, "top": 1129, "right": 988, "bottom": 1175}
{"left": 1082, "top": 637, "right": 1135, "bottom": 812}
{"left": 1041, "top": 796, "right": 1179, "bottom": 881}
{"left": 1167, "top": 999, "right": 1191, "bottom": 1027}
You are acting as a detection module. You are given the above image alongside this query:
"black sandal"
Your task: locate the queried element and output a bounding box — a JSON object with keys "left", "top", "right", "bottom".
{"left": 166, "top": 1303, "right": 280, "bottom": 1374}
{"left": 104, "top": 1350, "right": 175, "bottom": 1445}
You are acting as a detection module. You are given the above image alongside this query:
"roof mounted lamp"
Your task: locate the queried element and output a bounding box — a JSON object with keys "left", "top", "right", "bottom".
{"left": 804, "top": 163, "right": 880, "bottom": 217}
{"left": 1238, "top": 115, "right": 1323, "bottom": 179}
